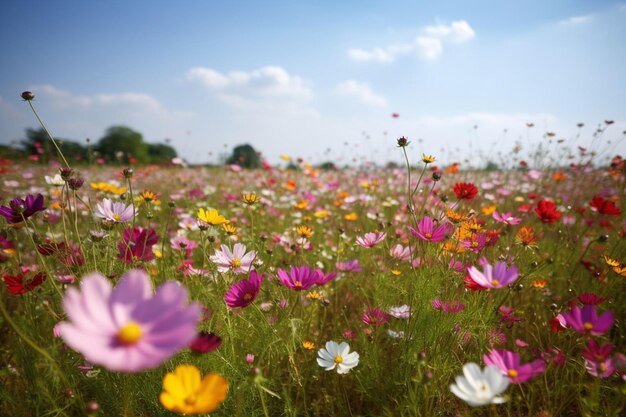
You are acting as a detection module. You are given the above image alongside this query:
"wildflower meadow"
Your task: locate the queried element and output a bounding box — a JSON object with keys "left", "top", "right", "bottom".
{"left": 0, "top": 93, "right": 625, "bottom": 417}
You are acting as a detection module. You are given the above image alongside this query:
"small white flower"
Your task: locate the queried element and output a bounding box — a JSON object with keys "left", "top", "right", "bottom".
{"left": 317, "top": 341, "right": 359, "bottom": 374}
{"left": 450, "top": 363, "right": 509, "bottom": 407}
{"left": 45, "top": 174, "right": 65, "bottom": 186}
{"left": 389, "top": 304, "right": 411, "bottom": 319}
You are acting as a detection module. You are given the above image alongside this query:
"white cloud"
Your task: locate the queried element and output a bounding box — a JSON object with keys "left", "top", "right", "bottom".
{"left": 186, "top": 66, "right": 312, "bottom": 100}
{"left": 558, "top": 15, "right": 592, "bottom": 26}
{"left": 335, "top": 80, "right": 387, "bottom": 107}
{"left": 348, "top": 20, "right": 475, "bottom": 63}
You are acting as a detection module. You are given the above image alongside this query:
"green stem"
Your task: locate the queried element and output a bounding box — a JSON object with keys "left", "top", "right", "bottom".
{"left": 27, "top": 101, "right": 71, "bottom": 168}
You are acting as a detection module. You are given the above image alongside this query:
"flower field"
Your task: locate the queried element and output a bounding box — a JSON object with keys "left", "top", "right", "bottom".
{"left": 0, "top": 138, "right": 625, "bottom": 416}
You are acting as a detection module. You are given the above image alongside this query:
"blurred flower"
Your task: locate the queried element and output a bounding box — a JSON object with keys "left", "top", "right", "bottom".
{"left": 453, "top": 182, "right": 478, "bottom": 200}
{"left": 389, "top": 304, "right": 411, "bottom": 319}
{"left": 45, "top": 174, "right": 65, "bottom": 186}
{"left": 515, "top": 226, "right": 538, "bottom": 248}
{"left": 336, "top": 259, "right": 362, "bottom": 272}
{"left": 0, "top": 194, "right": 45, "bottom": 223}
{"left": 582, "top": 339, "right": 615, "bottom": 378}
{"left": 117, "top": 227, "right": 158, "bottom": 263}
{"left": 210, "top": 243, "right": 257, "bottom": 274}
{"left": 362, "top": 307, "right": 390, "bottom": 326}
{"left": 188, "top": 332, "right": 222, "bottom": 354}
{"left": 559, "top": 305, "right": 614, "bottom": 336}
{"left": 590, "top": 196, "right": 621, "bottom": 217}
{"left": 535, "top": 200, "right": 561, "bottom": 224}
{"left": 317, "top": 341, "right": 359, "bottom": 374}
{"left": 277, "top": 265, "right": 321, "bottom": 291}
{"left": 58, "top": 270, "right": 201, "bottom": 372}
{"left": 492, "top": 211, "right": 522, "bottom": 225}
{"left": 355, "top": 232, "right": 387, "bottom": 248}
{"left": 95, "top": 198, "right": 134, "bottom": 223}
{"left": 2, "top": 271, "right": 47, "bottom": 295}
{"left": 449, "top": 363, "right": 509, "bottom": 407}
{"left": 160, "top": 365, "right": 228, "bottom": 415}
{"left": 0, "top": 235, "right": 16, "bottom": 263}
{"left": 170, "top": 236, "right": 198, "bottom": 258}
{"left": 483, "top": 349, "right": 545, "bottom": 384}
{"left": 467, "top": 258, "right": 519, "bottom": 289}
{"left": 197, "top": 208, "right": 229, "bottom": 226}
{"left": 389, "top": 244, "right": 411, "bottom": 261}
{"left": 224, "top": 271, "right": 263, "bottom": 308}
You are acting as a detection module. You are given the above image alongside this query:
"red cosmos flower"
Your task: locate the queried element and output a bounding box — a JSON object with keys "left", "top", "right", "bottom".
{"left": 3, "top": 272, "right": 47, "bottom": 295}
{"left": 590, "top": 196, "right": 621, "bottom": 217}
{"left": 453, "top": 182, "right": 478, "bottom": 200}
{"left": 188, "top": 332, "right": 222, "bottom": 354}
{"left": 535, "top": 200, "right": 561, "bottom": 224}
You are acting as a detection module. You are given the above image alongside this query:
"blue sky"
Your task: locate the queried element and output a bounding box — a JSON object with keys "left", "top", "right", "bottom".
{"left": 1, "top": 0, "right": 625, "bottom": 166}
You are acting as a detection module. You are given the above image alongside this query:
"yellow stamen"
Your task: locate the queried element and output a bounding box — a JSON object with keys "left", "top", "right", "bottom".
{"left": 231, "top": 258, "right": 242, "bottom": 268}
{"left": 118, "top": 321, "right": 142, "bottom": 344}
{"left": 584, "top": 322, "right": 593, "bottom": 331}
{"left": 113, "top": 213, "right": 121, "bottom": 221}
{"left": 491, "top": 279, "right": 500, "bottom": 286}
{"left": 507, "top": 369, "right": 518, "bottom": 378}
{"left": 334, "top": 355, "right": 343, "bottom": 364}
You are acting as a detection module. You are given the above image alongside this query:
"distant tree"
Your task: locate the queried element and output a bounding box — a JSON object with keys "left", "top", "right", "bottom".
{"left": 225, "top": 144, "right": 260, "bottom": 169}
{"left": 147, "top": 143, "right": 178, "bottom": 164}
{"left": 484, "top": 161, "right": 499, "bottom": 171}
{"left": 317, "top": 161, "right": 337, "bottom": 170}
{"left": 0, "top": 144, "right": 25, "bottom": 160}
{"left": 95, "top": 126, "right": 150, "bottom": 164}
{"left": 21, "top": 128, "right": 88, "bottom": 163}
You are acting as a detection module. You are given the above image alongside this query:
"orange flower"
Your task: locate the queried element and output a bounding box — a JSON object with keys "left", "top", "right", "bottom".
{"left": 552, "top": 172, "right": 566, "bottom": 181}
{"left": 532, "top": 279, "right": 548, "bottom": 288}
{"left": 344, "top": 212, "right": 358, "bottom": 221}
{"left": 515, "top": 226, "right": 538, "bottom": 248}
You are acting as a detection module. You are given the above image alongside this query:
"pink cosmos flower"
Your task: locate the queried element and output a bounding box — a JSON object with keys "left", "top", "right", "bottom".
{"left": 316, "top": 271, "right": 337, "bottom": 286}
{"left": 483, "top": 349, "right": 545, "bottom": 384}
{"left": 492, "top": 211, "right": 522, "bottom": 225}
{"left": 210, "top": 243, "right": 257, "bottom": 274}
{"left": 336, "top": 259, "right": 362, "bottom": 272}
{"left": 117, "top": 227, "right": 158, "bottom": 264}
{"left": 58, "top": 269, "right": 201, "bottom": 372}
{"left": 362, "top": 307, "right": 390, "bottom": 326}
{"left": 559, "top": 305, "right": 614, "bottom": 336}
{"left": 170, "top": 235, "right": 198, "bottom": 258}
{"left": 467, "top": 258, "right": 519, "bottom": 289}
{"left": 95, "top": 198, "right": 134, "bottom": 223}
{"left": 390, "top": 244, "right": 411, "bottom": 261}
{"left": 276, "top": 265, "right": 321, "bottom": 291}
{"left": 224, "top": 271, "right": 263, "bottom": 308}
{"left": 409, "top": 216, "right": 453, "bottom": 243}
{"left": 355, "top": 232, "right": 387, "bottom": 248}
{"left": 582, "top": 339, "right": 615, "bottom": 378}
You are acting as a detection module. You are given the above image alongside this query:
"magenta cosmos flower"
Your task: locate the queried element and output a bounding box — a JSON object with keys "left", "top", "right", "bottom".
{"left": 559, "top": 305, "right": 614, "bottom": 336}
{"left": 409, "top": 216, "right": 453, "bottom": 243}
{"left": 467, "top": 258, "right": 519, "bottom": 289}
{"left": 362, "top": 307, "right": 390, "bottom": 326}
{"left": 58, "top": 269, "right": 201, "bottom": 372}
{"left": 492, "top": 211, "right": 522, "bottom": 226}
{"left": 0, "top": 193, "right": 45, "bottom": 223}
{"left": 210, "top": 243, "right": 257, "bottom": 274}
{"left": 276, "top": 265, "right": 322, "bottom": 291}
{"left": 117, "top": 227, "right": 158, "bottom": 264}
{"left": 95, "top": 198, "right": 134, "bottom": 223}
{"left": 355, "top": 232, "right": 387, "bottom": 248}
{"left": 483, "top": 349, "right": 545, "bottom": 384}
{"left": 224, "top": 271, "right": 263, "bottom": 308}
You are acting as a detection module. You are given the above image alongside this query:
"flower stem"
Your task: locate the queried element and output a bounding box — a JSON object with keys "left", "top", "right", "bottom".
{"left": 26, "top": 101, "right": 71, "bottom": 168}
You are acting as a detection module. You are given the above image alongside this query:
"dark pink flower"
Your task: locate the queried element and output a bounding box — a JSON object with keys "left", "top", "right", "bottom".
{"left": 117, "top": 227, "right": 158, "bottom": 264}
{"left": 336, "top": 259, "right": 362, "bottom": 272}
{"left": 409, "top": 216, "right": 453, "bottom": 243}
{"left": 224, "top": 271, "right": 263, "bottom": 308}
{"left": 582, "top": 339, "right": 615, "bottom": 378}
{"left": 276, "top": 265, "right": 321, "bottom": 291}
{"left": 362, "top": 307, "right": 390, "bottom": 326}
{"left": 188, "top": 332, "right": 222, "bottom": 354}
{"left": 560, "top": 305, "right": 614, "bottom": 336}
{"left": 0, "top": 194, "right": 45, "bottom": 223}
{"left": 483, "top": 349, "right": 545, "bottom": 384}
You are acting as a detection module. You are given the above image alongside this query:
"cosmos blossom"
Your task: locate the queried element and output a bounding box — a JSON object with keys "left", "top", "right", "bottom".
{"left": 117, "top": 227, "right": 158, "bottom": 264}
{"left": 224, "top": 271, "right": 263, "bottom": 308}
{"left": 453, "top": 183, "right": 478, "bottom": 200}
{"left": 95, "top": 198, "right": 134, "bottom": 223}
{"left": 409, "top": 216, "right": 453, "bottom": 243}
{"left": 58, "top": 269, "right": 201, "bottom": 372}
{"left": 483, "top": 349, "right": 545, "bottom": 384}
{"left": 210, "top": 243, "right": 257, "bottom": 274}
{"left": 449, "top": 363, "right": 509, "bottom": 407}
{"left": 0, "top": 193, "right": 46, "bottom": 223}
{"left": 355, "top": 232, "right": 387, "bottom": 248}
{"left": 492, "top": 211, "right": 522, "bottom": 225}
{"left": 558, "top": 305, "right": 614, "bottom": 336}
{"left": 160, "top": 365, "right": 228, "bottom": 414}
{"left": 467, "top": 258, "right": 519, "bottom": 289}
{"left": 535, "top": 200, "right": 561, "bottom": 224}
{"left": 317, "top": 341, "right": 359, "bottom": 374}
{"left": 276, "top": 265, "right": 322, "bottom": 291}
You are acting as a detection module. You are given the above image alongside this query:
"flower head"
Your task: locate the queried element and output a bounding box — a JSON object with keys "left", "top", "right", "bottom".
{"left": 453, "top": 183, "right": 478, "bottom": 200}
{"left": 95, "top": 198, "right": 134, "bottom": 223}
{"left": 160, "top": 365, "right": 228, "bottom": 414}
{"left": 467, "top": 258, "right": 519, "bottom": 289}
{"left": 224, "top": 271, "right": 263, "bottom": 308}
{"left": 450, "top": 363, "right": 509, "bottom": 407}
{"left": 117, "top": 227, "right": 158, "bottom": 264}
{"left": 590, "top": 196, "right": 621, "bottom": 217}
{"left": 492, "top": 211, "right": 522, "bottom": 225}
{"left": 535, "top": 200, "right": 561, "bottom": 224}
{"left": 559, "top": 304, "right": 614, "bottom": 336}
{"left": 582, "top": 339, "right": 615, "bottom": 378}
{"left": 483, "top": 349, "right": 545, "bottom": 384}
{"left": 188, "top": 332, "right": 222, "bottom": 354}
{"left": 277, "top": 265, "right": 321, "bottom": 291}
{"left": 58, "top": 270, "right": 201, "bottom": 372}
{"left": 355, "top": 232, "right": 387, "bottom": 248}
{"left": 197, "top": 208, "right": 229, "bottom": 226}
{"left": 0, "top": 194, "right": 45, "bottom": 224}
{"left": 210, "top": 243, "right": 257, "bottom": 274}
{"left": 317, "top": 341, "right": 359, "bottom": 374}
{"left": 362, "top": 307, "right": 390, "bottom": 326}
{"left": 409, "top": 216, "right": 453, "bottom": 243}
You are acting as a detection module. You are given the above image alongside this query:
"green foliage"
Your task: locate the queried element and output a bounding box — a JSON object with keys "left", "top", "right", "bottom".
{"left": 95, "top": 126, "right": 150, "bottom": 164}
{"left": 147, "top": 143, "right": 178, "bottom": 164}
{"left": 21, "top": 128, "right": 88, "bottom": 163}
{"left": 226, "top": 144, "right": 260, "bottom": 168}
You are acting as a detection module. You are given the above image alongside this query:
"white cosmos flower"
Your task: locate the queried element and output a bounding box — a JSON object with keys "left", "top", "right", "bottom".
{"left": 450, "top": 363, "right": 509, "bottom": 407}
{"left": 317, "top": 341, "right": 359, "bottom": 374}
{"left": 45, "top": 174, "right": 65, "bottom": 186}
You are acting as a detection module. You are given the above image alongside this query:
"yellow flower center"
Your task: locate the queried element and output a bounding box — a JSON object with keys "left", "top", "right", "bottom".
{"left": 113, "top": 213, "right": 121, "bottom": 221}
{"left": 117, "top": 321, "right": 142, "bottom": 344}
{"left": 231, "top": 258, "right": 242, "bottom": 268}
{"left": 584, "top": 322, "right": 593, "bottom": 331}
{"left": 243, "top": 293, "right": 253, "bottom": 301}
{"left": 507, "top": 369, "right": 518, "bottom": 378}
{"left": 334, "top": 355, "right": 343, "bottom": 364}
{"left": 491, "top": 279, "right": 500, "bottom": 286}
{"left": 294, "top": 281, "right": 303, "bottom": 288}
{"left": 425, "top": 232, "right": 432, "bottom": 239}
{"left": 184, "top": 393, "right": 198, "bottom": 406}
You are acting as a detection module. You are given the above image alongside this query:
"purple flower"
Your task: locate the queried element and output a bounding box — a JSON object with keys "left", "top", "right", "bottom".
{"left": 95, "top": 198, "right": 134, "bottom": 223}
{"left": 559, "top": 305, "right": 615, "bottom": 336}
{"left": 483, "top": 349, "right": 545, "bottom": 384}
{"left": 582, "top": 339, "right": 615, "bottom": 378}
{"left": 492, "top": 211, "right": 522, "bottom": 225}
{"left": 336, "top": 259, "right": 362, "bottom": 272}
{"left": 170, "top": 235, "right": 198, "bottom": 258}
{"left": 57, "top": 269, "right": 201, "bottom": 372}
{"left": 224, "top": 271, "right": 263, "bottom": 308}
{"left": 408, "top": 216, "right": 452, "bottom": 243}
{"left": 0, "top": 194, "right": 45, "bottom": 223}
{"left": 467, "top": 258, "right": 519, "bottom": 289}
{"left": 210, "top": 243, "right": 258, "bottom": 275}
{"left": 362, "top": 307, "right": 390, "bottom": 326}
{"left": 316, "top": 271, "right": 337, "bottom": 286}
{"left": 276, "top": 265, "right": 321, "bottom": 291}
{"left": 117, "top": 227, "right": 158, "bottom": 264}
{"left": 355, "top": 232, "right": 387, "bottom": 248}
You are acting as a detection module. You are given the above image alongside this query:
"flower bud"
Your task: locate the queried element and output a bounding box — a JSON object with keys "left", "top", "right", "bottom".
{"left": 68, "top": 178, "right": 84, "bottom": 190}
{"left": 21, "top": 91, "right": 35, "bottom": 101}
{"left": 396, "top": 136, "right": 410, "bottom": 147}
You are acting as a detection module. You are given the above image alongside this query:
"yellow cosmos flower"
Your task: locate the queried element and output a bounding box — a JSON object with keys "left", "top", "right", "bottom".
{"left": 604, "top": 255, "right": 620, "bottom": 267}
{"left": 302, "top": 340, "right": 316, "bottom": 350}
{"left": 160, "top": 365, "right": 228, "bottom": 415}
{"left": 314, "top": 210, "right": 328, "bottom": 219}
{"left": 390, "top": 269, "right": 402, "bottom": 276}
{"left": 198, "top": 208, "right": 229, "bottom": 225}
{"left": 296, "top": 225, "right": 313, "bottom": 238}
{"left": 279, "top": 154, "right": 291, "bottom": 161}
{"left": 446, "top": 209, "right": 468, "bottom": 224}
{"left": 223, "top": 224, "right": 238, "bottom": 235}
{"left": 481, "top": 205, "right": 497, "bottom": 215}
{"left": 140, "top": 190, "right": 157, "bottom": 202}
{"left": 90, "top": 182, "right": 127, "bottom": 195}
{"left": 344, "top": 212, "right": 358, "bottom": 221}
{"left": 422, "top": 154, "right": 436, "bottom": 164}
{"left": 242, "top": 193, "right": 259, "bottom": 206}
{"left": 532, "top": 279, "right": 548, "bottom": 288}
